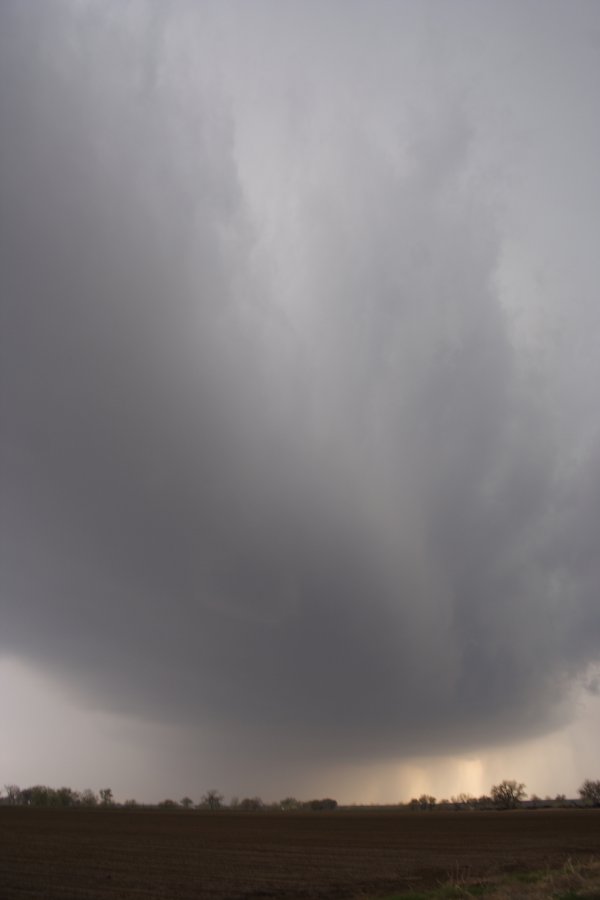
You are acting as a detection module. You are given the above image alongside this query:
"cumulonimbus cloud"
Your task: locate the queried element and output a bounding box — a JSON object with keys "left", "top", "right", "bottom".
{"left": 1, "top": 0, "right": 599, "bottom": 774}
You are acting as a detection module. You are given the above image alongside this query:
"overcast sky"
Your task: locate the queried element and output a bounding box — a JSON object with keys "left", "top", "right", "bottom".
{"left": 2, "top": 0, "right": 600, "bottom": 804}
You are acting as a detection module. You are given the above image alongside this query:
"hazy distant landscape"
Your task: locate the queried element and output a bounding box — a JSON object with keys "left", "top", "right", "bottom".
{"left": 4, "top": 776, "right": 600, "bottom": 811}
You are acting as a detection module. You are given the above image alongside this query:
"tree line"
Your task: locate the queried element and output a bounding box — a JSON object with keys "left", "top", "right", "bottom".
{"left": 2, "top": 779, "right": 600, "bottom": 810}
{"left": 0, "top": 784, "right": 338, "bottom": 812}
{"left": 408, "top": 778, "right": 600, "bottom": 810}
{"left": 1, "top": 785, "right": 114, "bottom": 808}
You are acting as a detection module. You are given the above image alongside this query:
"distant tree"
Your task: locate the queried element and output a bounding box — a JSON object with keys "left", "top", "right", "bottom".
{"left": 20, "top": 785, "right": 54, "bottom": 806}
{"left": 491, "top": 780, "right": 526, "bottom": 809}
{"left": 3, "top": 784, "right": 84, "bottom": 807}
{"left": 578, "top": 779, "right": 600, "bottom": 807}
{"left": 408, "top": 798, "right": 421, "bottom": 811}
{"left": 305, "top": 798, "right": 338, "bottom": 811}
{"left": 80, "top": 789, "right": 98, "bottom": 807}
{"left": 180, "top": 796, "right": 194, "bottom": 809}
{"left": 158, "top": 798, "right": 178, "bottom": 808}
{"left": 123, "top": 799, "right": 138, "bottom": 808}
{"left": 279, "top": 797, "right": 302, "bottom": 811}
{"left": 99, "top": 788, "right": 114, "bottom": 806}
{"left": 56, "top": 787, "right": 79, "bottom": 807}
{"left": 451, "top": 793, "right": 476, "bottom": 810}
{"left": 239, "top": 796, "right": 263, "bottom": 811}
{"left": 200, "top": 789, "right": 224, "bottom": 810}
{"left": 4, "top": 785, "right": 21, "bottom": 805}
{"left": 417, "top": 794, "right": 436, "bottom": 811}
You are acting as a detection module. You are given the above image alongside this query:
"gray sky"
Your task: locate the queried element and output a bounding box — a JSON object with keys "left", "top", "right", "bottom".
{"left": 2, "top": 0, "right": 600, "bottom": 803}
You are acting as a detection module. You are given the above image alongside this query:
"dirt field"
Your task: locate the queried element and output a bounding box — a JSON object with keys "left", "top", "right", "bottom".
{"left": 1, "top": 807, "right": 599, "bottom": 899}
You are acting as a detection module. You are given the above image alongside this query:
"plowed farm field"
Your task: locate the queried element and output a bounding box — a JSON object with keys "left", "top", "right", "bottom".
{"left": 1, "top": 807, "right": 599, "bottom": 899}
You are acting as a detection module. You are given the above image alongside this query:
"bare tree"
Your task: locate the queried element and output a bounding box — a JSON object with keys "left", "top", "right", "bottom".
{"left": 99, "top": 788, "right": 114, "bottom": 806}
{"left": 451, "top": 793, "right": 476, "bottom": 810}
{"left": 80, "top": 789, "right": 98, "bottom": 807}
{"left": 490, "top": 780, "right": 526, "bottom": 809}
{"left": 578, "top": 779, "right": 600, "bottom": 807}
{"left": 180, "top": 796, "right": 194, "bottom": 809}
{"left": 4, "top": 785, "right": 21, "bottom": 805}
{"left": 200, "top": 789, "right": 224, "bottom": 810}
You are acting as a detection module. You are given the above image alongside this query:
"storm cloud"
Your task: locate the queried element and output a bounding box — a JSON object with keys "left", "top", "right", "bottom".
{"left": 2, "top": 1, "right": 600, "bottom": 790}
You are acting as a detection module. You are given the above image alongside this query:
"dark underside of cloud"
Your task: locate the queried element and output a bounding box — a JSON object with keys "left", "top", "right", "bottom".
{"left": 2, "top": 1, "right": 599, "bottom": 771}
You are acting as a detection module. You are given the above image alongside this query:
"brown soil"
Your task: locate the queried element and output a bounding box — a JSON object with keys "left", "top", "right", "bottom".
{"left": 0, "top": 807, "right": 599, "bottom": 899}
